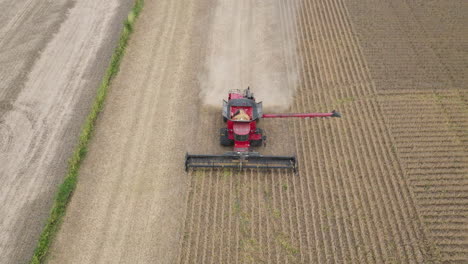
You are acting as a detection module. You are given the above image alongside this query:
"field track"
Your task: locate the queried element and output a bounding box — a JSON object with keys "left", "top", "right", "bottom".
{"left": 0, "top": 1, "right": 133, "bottom": 263}
{"left": 49, "top": 0, "right": 467, "bottom": 263}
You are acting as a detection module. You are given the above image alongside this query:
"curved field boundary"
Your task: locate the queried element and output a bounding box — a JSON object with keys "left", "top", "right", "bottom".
{"left": 29, "top": 1, "right": 144, "bottom": 263}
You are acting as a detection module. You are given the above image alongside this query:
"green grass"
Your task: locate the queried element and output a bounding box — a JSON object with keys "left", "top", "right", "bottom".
{"left": 30, "top": 1, "right": 144, "bottom": 263}
{"left": 276, "top": 233, "right": 299, "bottom": 256}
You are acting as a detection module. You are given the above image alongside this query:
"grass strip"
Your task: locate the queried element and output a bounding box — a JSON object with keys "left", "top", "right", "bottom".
{"left": 30, "top": 0, "right": 144, "bottom": 263}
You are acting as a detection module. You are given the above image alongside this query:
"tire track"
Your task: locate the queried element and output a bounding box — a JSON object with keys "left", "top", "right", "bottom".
{"left": 0, "top": 0, "right": 75, "bottom": 101}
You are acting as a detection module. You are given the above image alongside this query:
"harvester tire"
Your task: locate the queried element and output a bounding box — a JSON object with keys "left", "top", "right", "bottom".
{"left": 250, "top": 128, "right": 263, "bottom": 147}
{"left": 220, "top": 128, "right": 234, "bottom": 146}
{"left": 251, "top": 139, "right": 262, "bottom": 147}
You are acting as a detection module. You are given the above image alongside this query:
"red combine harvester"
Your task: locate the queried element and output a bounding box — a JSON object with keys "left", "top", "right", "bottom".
{"left": 185, "top": 88, "right": 340, "bottom": 171}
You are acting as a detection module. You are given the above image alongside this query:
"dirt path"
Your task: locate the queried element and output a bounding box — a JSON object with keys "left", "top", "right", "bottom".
{"left": 0, "top": 0, "right": 133, "bottom": 263}
{"left": 48, "top": 0, "right": 213, "bottom": 262}
{"left": 49, "top": 0, "right": 467, "bottom": 263}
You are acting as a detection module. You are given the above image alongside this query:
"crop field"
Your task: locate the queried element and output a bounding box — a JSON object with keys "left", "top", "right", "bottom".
{"left": 180, "top": 0, "right": 468, "bottom": 263}
{"left": 21, "top": 0, "right": 468, "bottom": 263}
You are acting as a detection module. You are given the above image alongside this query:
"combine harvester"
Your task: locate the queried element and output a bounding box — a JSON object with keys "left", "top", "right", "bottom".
{"left": 185, "top": 88, "right": 340, "bottom": 171}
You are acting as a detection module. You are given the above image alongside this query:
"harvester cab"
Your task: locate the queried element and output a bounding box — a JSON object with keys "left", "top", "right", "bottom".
{"left": 185, "top": 88, "right": 341, "bottom": 172}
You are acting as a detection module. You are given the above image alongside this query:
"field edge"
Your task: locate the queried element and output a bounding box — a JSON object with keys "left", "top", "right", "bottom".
{"left": 29, "top": 0, "right": 144, "bottom": 263}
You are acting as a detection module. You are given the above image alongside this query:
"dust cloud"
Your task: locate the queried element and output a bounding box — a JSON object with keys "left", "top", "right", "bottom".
{"left": 199, "top": 0, "right": 300, "bottom": 111}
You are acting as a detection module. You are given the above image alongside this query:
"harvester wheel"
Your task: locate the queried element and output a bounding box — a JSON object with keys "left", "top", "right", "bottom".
{"left": 250, "top": 128, "right": 263, "bottom": 147}
{"left": 251, "top": 139, "right": 262, "bottom": 147}
{"left": 220, "top": 128, "right": 234, "bottom": 146}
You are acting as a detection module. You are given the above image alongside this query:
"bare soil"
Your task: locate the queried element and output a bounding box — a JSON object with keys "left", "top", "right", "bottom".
{"left": 48, "top": 0, "right": 213, "bottom": 262}
{"left": 49, "top": 0, "right": 467, "bottom": 263}
{"left": 0, "top": 0, "right": 133, "bottom": 263}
